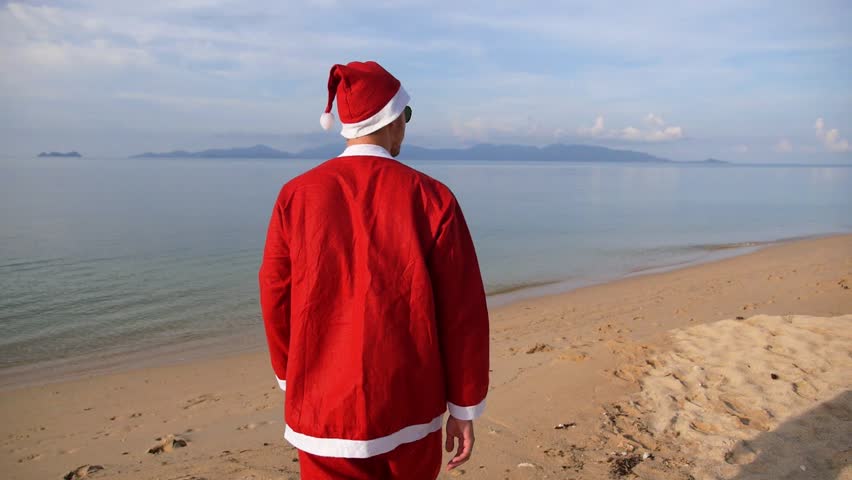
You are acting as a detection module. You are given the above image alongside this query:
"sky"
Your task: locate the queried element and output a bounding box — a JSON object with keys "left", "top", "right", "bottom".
{"left": 1, "top": 0, "right": 851, "bottom": 162}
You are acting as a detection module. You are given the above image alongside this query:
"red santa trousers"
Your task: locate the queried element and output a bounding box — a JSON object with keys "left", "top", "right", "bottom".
{"left": 297, "top": 430, "right": 442, "bottom": 480}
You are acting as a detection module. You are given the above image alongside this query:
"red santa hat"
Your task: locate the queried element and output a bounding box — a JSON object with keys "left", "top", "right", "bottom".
{"left": 319, "top": 61, "right": 410, "bottom": 139}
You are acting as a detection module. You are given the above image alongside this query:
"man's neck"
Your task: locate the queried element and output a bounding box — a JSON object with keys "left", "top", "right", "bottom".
{"left": 346, "top": 134, "right": 392, "bottom": 153}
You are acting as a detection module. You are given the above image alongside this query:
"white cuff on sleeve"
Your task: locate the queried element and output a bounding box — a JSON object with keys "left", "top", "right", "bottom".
{"left": 447, "top": 398, "right": 486, "bottom": 420}
{"left": 276, "top": 377, "right": 287, "bottom": 391}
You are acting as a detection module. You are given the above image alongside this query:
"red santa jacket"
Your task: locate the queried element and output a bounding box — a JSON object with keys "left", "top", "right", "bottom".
{"left": 259, "top": 144, "right": 489, "bottom": 458}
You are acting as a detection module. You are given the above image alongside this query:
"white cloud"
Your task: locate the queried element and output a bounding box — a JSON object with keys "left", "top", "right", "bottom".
{"left": 774, "top": 138, "right": 793, "bottom": 153}
{"left": 643, "top": 126, "right": 683, "bottom": 142}
{"left": 577, "top": 115, "right": 605, "bottom": 136}
{"left": 577, "top": 114, "right": 684, "bottom": 143}
{"left": 644, "top": 113, "right": 665, "bottom": 127}
{"left": 734, "top": 144, "right": 749, "bottom": 153}
{"left": 17, "top": 40, "right": 154, "bottom": 68}
{"left": 814, "top": 117, "right": 850, "bottom": 153}
{"left": 621, "top": 126, "right": 642, "bottom": 140}
{"left": 114, "top": 92, "right": 271, "bottom": 110}
{"left": 450, "top": 116, "right": 516, "bottom": 142}
{"left": 6, "top": 3, "right": 67, "bottom": 36}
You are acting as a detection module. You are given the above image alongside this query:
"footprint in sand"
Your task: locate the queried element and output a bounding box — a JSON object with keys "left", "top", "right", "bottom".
{"left": 237, "top": 420, "right": 272, "bottom": 431}
{"left": 559, "top": 351, "right": 589, "bottom": 362}
{"left": 17, "top": 453, "right": 43, "bottom": 463}
{"left": 717, "top": 395, "right": 772, "bottom": 431}
{"left": 725, "top": 441, "right": 758, "bottom": 465}
{"left": 597, "top": 324, "right": 615, "bottom": 333}
{"left": 183, "top": 394, "right": 221, "bottom": 410}
{"left": 689, "top": 419, "right": 724, "bottom": 435}
{"left": 791, "top": 379, "right": 819, "bottom": 399}
{"left": 526, "top": 343, "right": 552, "bottom": 354}
{"left": 613, "top": 366, "right": 644, "bottom": 383}
{"left": 831, "top": 449, "right": 852, "bottom": 469}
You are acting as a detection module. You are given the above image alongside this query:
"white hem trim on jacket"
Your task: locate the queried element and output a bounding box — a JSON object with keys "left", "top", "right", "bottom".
{"left": 448, "top": 398, "right": 486, "bottom": 421}
{"left": 276, "top": 377, "right": 287, "bottom": 391}
{"left": 339, "top": 87, "right": 410, "bottom": 139}
{"left": 284, "top": 413, "right": 443, "bottom": 458}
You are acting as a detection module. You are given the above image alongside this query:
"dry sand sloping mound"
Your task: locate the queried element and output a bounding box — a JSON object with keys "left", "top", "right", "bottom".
{"left": 606, "top": 314, "right": 852, "bottom": 480}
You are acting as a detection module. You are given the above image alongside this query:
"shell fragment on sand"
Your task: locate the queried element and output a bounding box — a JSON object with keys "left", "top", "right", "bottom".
{"left": 147, "top": 434, "right": 189, "bottom": 454}
{"left": 64, "top": 465, "right": 104, "bottom": 480}
{"left": 555, "top": 422, "right": 577, "bottom": 429}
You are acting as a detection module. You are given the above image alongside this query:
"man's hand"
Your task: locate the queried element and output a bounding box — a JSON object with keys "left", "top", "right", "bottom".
{"left": 445, "top": 416, "right": 474, "bottom": 471}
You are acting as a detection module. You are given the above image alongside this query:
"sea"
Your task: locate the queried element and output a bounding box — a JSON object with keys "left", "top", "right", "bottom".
{"left": 1, "top": 155, "right": 850, "bottom": 386}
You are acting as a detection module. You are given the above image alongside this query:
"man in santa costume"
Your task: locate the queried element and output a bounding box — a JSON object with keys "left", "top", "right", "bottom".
{"left": 259, "top": 60, "right": 490, "bottom": 479}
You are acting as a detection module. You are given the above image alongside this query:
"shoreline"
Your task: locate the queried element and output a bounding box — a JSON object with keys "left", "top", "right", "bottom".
{"left": 1, "top": 232, "right": 847, "bottom": 392}
{"left": 488, "top": 232, "right": 845, "bottom": 306}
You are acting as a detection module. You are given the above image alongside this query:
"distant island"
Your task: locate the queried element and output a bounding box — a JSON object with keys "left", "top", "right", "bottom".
{"left": 38, "top": 151, "right": 81, "bottom": 158}
{"left": 132, "top": 144, "right": 291, "bottom": 159}
{"left": 131, "top": 143, "right": 729, "bottom": 164}
{"left": 401, "top": 144, "right": 668, "bottom": 163}
{"left": 131, "top": 143, "right": 670, "bottom": 162}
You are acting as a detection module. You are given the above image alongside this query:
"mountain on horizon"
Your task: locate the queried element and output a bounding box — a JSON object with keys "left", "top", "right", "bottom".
{"left": 401, "top": 143, "right": 671, "bottom": 162}
{"left": 131, "top": 143, "right": 726, "bottom": 164}
{"left": 132, "top": 144, "right": 293, "bottom": 159}
{"left": 38, "top": 151, "right": 82, "bottom": 158}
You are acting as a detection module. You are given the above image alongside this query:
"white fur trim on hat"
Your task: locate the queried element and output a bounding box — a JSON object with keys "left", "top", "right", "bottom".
{"left": 339, "top": 87, "right": 410, "bottom": 139}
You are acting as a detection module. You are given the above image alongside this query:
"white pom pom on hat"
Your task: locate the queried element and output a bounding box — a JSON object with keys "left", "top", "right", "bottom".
{"left": 320, "top": 112, "right": 334, "bottom": 130}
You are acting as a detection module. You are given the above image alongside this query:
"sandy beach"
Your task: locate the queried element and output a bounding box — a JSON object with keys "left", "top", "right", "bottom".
{"left": 1, "top": 234, "right": 850, "bottom": 480}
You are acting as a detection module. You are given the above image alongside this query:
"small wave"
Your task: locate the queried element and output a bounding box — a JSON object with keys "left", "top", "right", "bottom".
{"left": 694, "top": 233, "right": 835, "bottom": 252}
{"left": 486, "top": 279, "right": 562, "bottom": 296}
{"left": 696, "top": 241, "right": 768, "bottom": 251}
{"left": 0, "top": 257, "right": 66, "bottom": 272}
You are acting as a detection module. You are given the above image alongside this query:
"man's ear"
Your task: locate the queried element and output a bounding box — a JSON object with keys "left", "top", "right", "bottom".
{"left": 388, "top": 116, "right": 402, "bottom": 134}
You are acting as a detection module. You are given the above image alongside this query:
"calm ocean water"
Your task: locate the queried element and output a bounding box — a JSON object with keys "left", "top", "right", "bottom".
{"left": 1, "top": 155, "right": 850, "bottom": 383}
